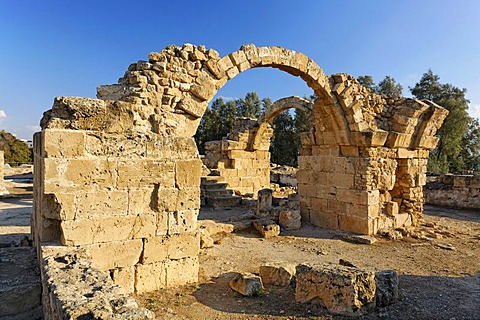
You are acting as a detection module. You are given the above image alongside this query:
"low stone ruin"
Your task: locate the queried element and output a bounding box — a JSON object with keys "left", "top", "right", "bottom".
{"left": 425, "top": 174, "right": 480, "bottom": 209}
{"left": 295, "top": 264, "right": 398, "bottom": 316}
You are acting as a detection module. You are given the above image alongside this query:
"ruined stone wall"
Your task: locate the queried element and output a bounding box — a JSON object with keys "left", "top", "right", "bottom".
{"left": 425, "top": 174, "right": 480, "bottom": 209}
{"left": 40, "top": 248, "right": 154, "bottom": 319}
{"left": 33, "top": 97, "right": 201, "bottom": 295}
{"left": 202, "top": 118, "right": 271, "bottom": 195}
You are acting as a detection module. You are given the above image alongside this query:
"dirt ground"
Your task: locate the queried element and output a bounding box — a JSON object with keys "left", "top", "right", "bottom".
{"left": 137, "top": 204, "right": 480, "bottom": 320}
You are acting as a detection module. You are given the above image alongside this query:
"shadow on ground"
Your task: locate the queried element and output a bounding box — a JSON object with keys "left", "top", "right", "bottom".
{"left": 190, "top": 272, "right": 480, "bottom": 320}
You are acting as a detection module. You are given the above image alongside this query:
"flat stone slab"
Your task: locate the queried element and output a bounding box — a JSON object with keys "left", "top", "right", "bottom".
{"left": 342, "top": 234, "right": 377, "bottom": 245}
{"left": 253, "top": 219, "right": 280, "bottom": 238}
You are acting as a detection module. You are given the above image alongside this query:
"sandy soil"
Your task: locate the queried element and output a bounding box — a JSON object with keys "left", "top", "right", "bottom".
{"left": 137, "top": 205, "right": 480, "bottom": 320}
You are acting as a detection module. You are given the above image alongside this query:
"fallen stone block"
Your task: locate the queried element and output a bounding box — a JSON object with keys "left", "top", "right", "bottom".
{"left": 253, "top": 219, "right": 280, "bottom": 238}
{"left": 199, "top": 232, "right": 214, "bottom": 249}
{"left": 229, "top": 273, "right": 264, "bottom": 297}
{"left": 259, "top": 263, "right": 295, "bottom": 286}
{"left": 375, "top": 270, "right": 399, "bottom": 307}
{"left": 295, "top": 263, "right": 376, "bottom": 316}
{"left": 342, "top": 234, "right": 377, "bottom": 245}
{"left": 279, "top": 209, "right": 301, "bottom": 230}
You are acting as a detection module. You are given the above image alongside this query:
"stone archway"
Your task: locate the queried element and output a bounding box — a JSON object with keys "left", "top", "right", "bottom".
{"left": 34, "top": 44, "right": 448, "bottom": 296}
{"left": 201, "top": 96, "right": 314, "bottom": 196}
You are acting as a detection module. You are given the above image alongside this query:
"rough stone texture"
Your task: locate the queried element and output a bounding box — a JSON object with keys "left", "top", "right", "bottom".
{"left": 295, "top": 263, "right": 377, "bottom": 316}
{"left": 259, "top": 263, "right": 296, "bottom": 286}
{"left": 41, "top": 249, "right": 154, "bottom": 319}
{"left": 34, "top": 43, "right": 448, "bottom": 302}
{"left": 425, "top": 174, "right": 480, "bottom": 209}
{"left": 0, "top": 151, "right": 9, "bottom": 195}
{"left": 270, "top": 164, "right": 297, "bottom": 187}
{"left": 257, "top": 188, "right": 273, "bottom": 216}
{"left": 229, "top": 272, "right": 264, "bottom": 296}
{"left": 279, "top": 209, "right": 301, "bottom": 230}
{"left": 375, "top": 270, "right": 399, "bottom": 307}
{"left": 0, "top": 247, "right": 42, "bottom": 319}
{"left": 253, "top": 219, "right": 280, "bottom": 238}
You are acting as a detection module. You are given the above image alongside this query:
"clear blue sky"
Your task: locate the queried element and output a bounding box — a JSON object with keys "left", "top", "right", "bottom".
{"left": 1, "top": 0, "right": 479, "bottom": 140}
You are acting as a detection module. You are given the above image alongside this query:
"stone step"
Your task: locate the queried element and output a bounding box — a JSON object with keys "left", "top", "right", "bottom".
{"left": 201, "top": 175, "right": 224, "bottom": 184}
{"left": 202, "top": 181, "right": 229, "bottom": 190}
{"left": 205, "top": 195, "right": 242, "bottom": 208}
{"left": 0, "top": 247, "right": 42, "bottom": 319}
{"left": 204, "top": 188, "right": 233, "bottom": 197}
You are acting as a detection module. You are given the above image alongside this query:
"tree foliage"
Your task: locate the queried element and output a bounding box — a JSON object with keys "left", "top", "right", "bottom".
{"left": 195, "top": 92, "right": 312, "bottom": 166}
{"left": 410, "top": 70, "right": 471, "bottom": 172}
{"left": 0, "top": 130, "right": 32, "bottom": 165}
{"left": 376, "top": 76, "right": 403, "bottom": 98}
{"left": 357, "top": 75, "right": 403, "bottom": 97}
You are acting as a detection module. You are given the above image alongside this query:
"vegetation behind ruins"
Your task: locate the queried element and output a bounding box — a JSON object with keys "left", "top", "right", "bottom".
{"left": 196, "top": 71, "right": 480, "bottom": 173}
{"left": 0, "top": 130, "right": 32, "bottom": 166}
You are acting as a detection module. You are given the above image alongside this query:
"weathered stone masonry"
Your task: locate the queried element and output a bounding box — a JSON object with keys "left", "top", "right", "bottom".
{"left": 33, "top": 44, "right": 448, "bottom": 297}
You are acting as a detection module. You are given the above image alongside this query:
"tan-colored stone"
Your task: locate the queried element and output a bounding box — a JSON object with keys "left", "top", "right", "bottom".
{"left": 259, "top": 263, "right": 296, "bottom": 286}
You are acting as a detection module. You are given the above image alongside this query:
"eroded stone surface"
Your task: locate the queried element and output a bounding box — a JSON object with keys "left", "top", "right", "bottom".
{"left": 229, "top": 272, "right": 264, "bottom": 297}
{"left": 295, "top": 263, "right": 377, "bottom": 316}
{"left": 259, "top": 263, "right": 296, "bottom": 287}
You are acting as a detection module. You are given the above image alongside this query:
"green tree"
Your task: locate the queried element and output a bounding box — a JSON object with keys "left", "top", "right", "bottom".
{"left": 410, "top": 70, "right": 471, "bottom": 172}
{"left": 458, "top": 118, "right": 480, "bottom": 172}
{"left": 358, "top": 75, "right": 403, "bottom": 97}
{"left": 236, "top": 92, "right": 262, "bottom": 118}
{"left": 0, "top": 130, "right": 32, "bottom": 165}
{"left": 270, "top": 111, "right": 297, "bottom": 166}
{"left": 357, "top": 75, "right": 375, "bottom": 91}
{"left": 195, "top": 97, "right": 235, "bottom": 153}
{"left": 376, "top": 75, "right": 403, "bottom": 97}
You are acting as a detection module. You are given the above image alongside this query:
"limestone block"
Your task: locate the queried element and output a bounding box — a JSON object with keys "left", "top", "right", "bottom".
{"left": 338, "top": 214, "right": 374, "bottom": 235}
{"left": 229, "top": 273, "right": 264, "bottom": 296}
{"left": 175, "top": 159, "right": 202, "bottom": 188}
{"left": 394, "top": 213, "right": 411, "bottom": 228}
{"left": 111, "top": 266, "right": 135, "bottom": 294}
{"left": 328, "top": 199, "right": 347, "bottom": 214}
{"left": 128, "top": 188, "right": 155, "bottom": 214}
{"left": 168, "top": 210, "right": 198, "bottom": 235}
{"left": 253, "top": 219, "right": 280, "bottom": 238}
{"left": 117, "top": 160, "right": 175, "bottom": 189}
{"left": 279, "top": 209, "right": 301, "bottom": 230}
{"left": 60, "top": 214, "right": 156, "bottom": 246}
{"left": 62, "top": 159, "right": 116, "bottom": 189}
{"left": 259, "top": 263, "right": 295, "bottom": 286}
{"left": 385, "top": 201, "right": 399, "bottom": 216}
{"left": 41, "top": 193, "right": 76, "bottom": 220}
{"left": 346, "top": 203, "right": 379, "bottom": 219}
{"left": 165, "top": 256, "right": 199, "bottom": 287}
{"left": 309, "top": 208, "right": 338, "bottom": 230}
{"left": 85, "top": 239, "right": 143, "bottom": 271}
{"left": 142, "top": 233, "right": 199, "bottom": 264}
{"left": 295, "top": 263, "right": 376, "bottom": 316}
{"left": 74, "top": 190, "right": 128, "bottom": 218}
{"left": 198, "top": 220, "right": 234, "bottom": 239}
{"left": 43, "top": 130, "right": 85, "bottom": 158}
{"left": 135, "top": 261, "right": 167, "bottom": 293}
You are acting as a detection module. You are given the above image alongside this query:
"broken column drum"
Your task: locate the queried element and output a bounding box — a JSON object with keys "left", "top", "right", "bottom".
{"left": 33, "top": 44, "right": 448, "bottom": 294}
